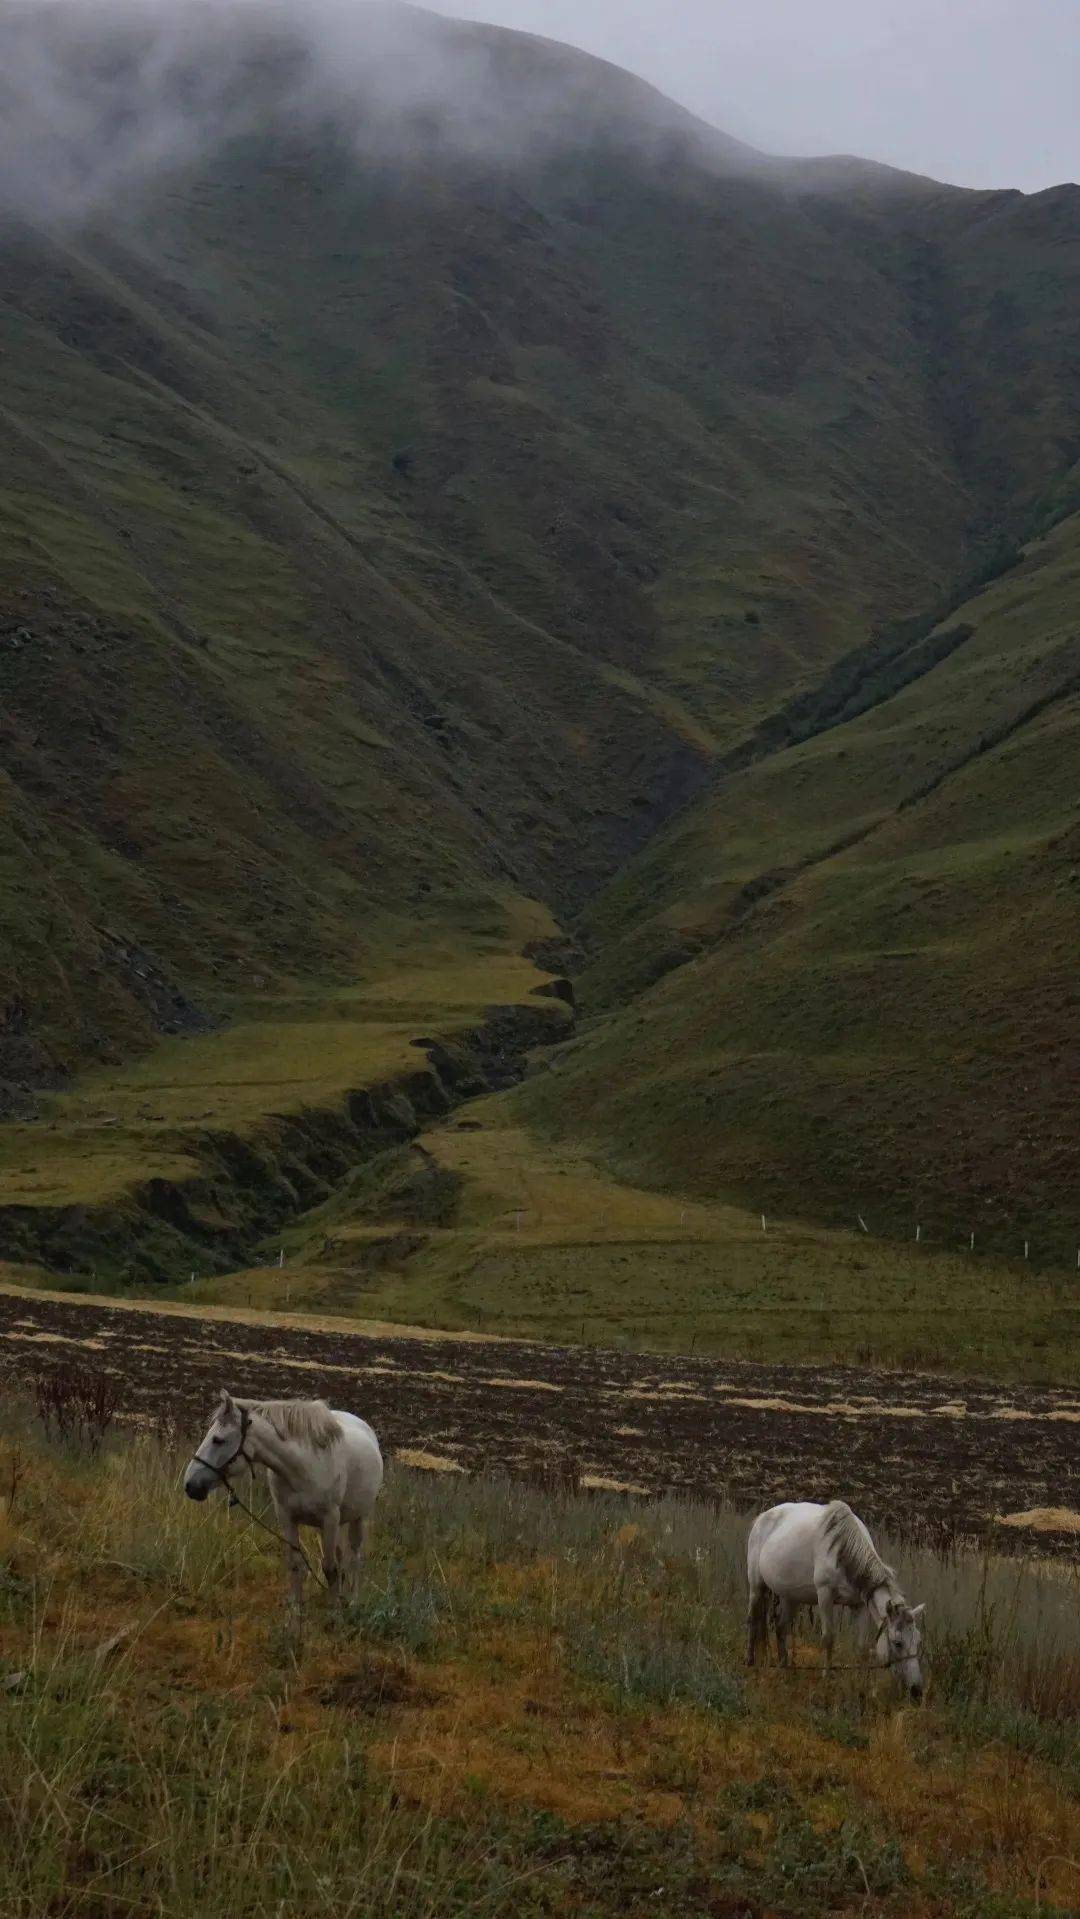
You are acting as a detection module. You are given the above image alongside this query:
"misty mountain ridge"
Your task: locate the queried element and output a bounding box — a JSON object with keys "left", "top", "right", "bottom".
{"left": 12, "top": 0, "right": 1073, "bottom": 227}
{"left": 1, "top": 0, "right": 1080, "bottom": 1243}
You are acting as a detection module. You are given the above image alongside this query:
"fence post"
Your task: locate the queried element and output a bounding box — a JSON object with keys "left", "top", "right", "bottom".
{"left": 915, "top": 1224, "right": 921, "bottom": 1243}
{"left": 970, "top": 1231, "right": 975, "bottom": 1252}
{"left": 761, "top": 1213, "right": 767, "bottom": 1233}
{"left": 857, "top": 1215, "right": 869, "bottom": 1234}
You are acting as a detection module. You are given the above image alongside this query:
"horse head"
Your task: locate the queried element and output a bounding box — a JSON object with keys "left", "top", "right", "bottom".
{"left": 183, "top": 1390, "right": 252, "bottom": 1502}
{"left": 877, "top": 1596, "right": 926, "bottom": 1701}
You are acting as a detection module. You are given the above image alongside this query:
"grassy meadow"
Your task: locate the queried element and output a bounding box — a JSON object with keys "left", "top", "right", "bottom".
{"left": 179, "top": 1099, "right": 1080, "bottom": 1384}
{"left": 1, "top": 1405, "right": 1079, "bottom": 1916}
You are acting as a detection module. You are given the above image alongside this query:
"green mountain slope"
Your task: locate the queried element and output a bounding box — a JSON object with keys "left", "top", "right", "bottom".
{"left": 1, "top": 2, "right": 1080, "bottom": 1256}
{"left": 525, "top": 499, "right": 1080, "bottom": 1251}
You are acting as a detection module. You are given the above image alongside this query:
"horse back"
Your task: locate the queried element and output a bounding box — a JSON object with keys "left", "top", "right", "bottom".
{"left": 750, "top": 1501, "right": 829, "bottom": 1598}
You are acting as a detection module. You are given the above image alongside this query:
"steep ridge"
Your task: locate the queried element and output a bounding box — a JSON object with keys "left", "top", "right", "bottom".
{"left": 525, "top": 502, "right": 1080, "bottom": 1251}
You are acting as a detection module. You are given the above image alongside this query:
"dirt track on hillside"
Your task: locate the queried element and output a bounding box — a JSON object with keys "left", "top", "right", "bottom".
{"left": 2, "top": 1286, "right": 1077, "bottom": 1556}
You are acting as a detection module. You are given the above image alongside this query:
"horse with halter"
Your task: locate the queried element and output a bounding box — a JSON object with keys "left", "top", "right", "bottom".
{"left": 184, "top": 1391, "right": 383, "bottom": 1604}
{"left": 746, "top": 1498, "right": 926, "bottom": 1701}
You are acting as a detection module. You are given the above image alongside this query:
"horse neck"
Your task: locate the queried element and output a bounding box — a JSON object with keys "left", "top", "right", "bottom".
{"left": 243, "top": 1412, "right": 303, "bottom": 1487}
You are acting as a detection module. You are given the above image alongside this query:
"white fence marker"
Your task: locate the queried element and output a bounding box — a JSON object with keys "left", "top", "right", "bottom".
{"left": 761, "top": 1213, "right": 767, "bottom": 1233}
{"left": 857, "top": 1215, "right": 869, "bottom": 1234}
{"left": 915, "top": 1224, "right": 921, "bottom": 1243}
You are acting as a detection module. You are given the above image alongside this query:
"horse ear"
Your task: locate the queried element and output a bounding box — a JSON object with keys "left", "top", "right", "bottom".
{"left": 910, "top": 1603, "right": 926, "bottom": 1621}
{"left": 219, "top": 1389, "right": 236, "bottom": 1415}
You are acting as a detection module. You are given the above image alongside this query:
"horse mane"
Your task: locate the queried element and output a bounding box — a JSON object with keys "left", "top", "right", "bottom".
{"left": 822, "top": 1500, "right": 898, "bottom": 1599}
{"left": 237, "top": 1397, "right": 342, "bottom": 1451}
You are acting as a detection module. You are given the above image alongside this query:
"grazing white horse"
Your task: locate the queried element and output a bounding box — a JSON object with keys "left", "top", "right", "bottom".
{"left": 184, "top": 1391, "right": 383, "bottom": 1605}
{"left": 746, "top": 1499, "right": 925, "bottom": 1701}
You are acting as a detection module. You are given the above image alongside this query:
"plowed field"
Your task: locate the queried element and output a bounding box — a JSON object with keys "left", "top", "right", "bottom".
{"left": 2, "top": 1285, "right": 1077, "bottom": 1556}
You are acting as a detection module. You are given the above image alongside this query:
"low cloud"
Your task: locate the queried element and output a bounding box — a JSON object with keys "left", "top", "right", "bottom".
{"left": 0, "top": 0, "right": 728, "bottom": 226}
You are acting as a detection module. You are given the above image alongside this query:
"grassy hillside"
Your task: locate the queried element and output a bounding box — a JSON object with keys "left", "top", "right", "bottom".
{"left": 3, "top": 1, "right": 1080, "bottom": 1095}
{"left": 524, "top": 504, "right": 1080, "bottom": 1253}
{"left": 2, "top": 1406, "right": 1079, "bottom": 1915}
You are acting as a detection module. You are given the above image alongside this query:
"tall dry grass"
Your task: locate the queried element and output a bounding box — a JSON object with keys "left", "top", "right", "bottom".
{"left": 1, "top": 1401, "right": 1078, "bottom": 1914}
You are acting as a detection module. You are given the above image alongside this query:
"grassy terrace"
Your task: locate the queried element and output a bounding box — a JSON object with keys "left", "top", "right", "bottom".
{"left": 0, "top": 930, "right": 564, "bottom": 1212}
{"left": 1, "top": 1408, "right": 1078, "bottom": 1916}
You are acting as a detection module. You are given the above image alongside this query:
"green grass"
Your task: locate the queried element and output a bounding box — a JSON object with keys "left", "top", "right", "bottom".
{"left": 1, "top": 1409, "right": 1079, "bottom": 1916}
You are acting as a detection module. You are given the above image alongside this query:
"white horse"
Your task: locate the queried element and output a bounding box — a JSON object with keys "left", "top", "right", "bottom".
{"left": 746, "top": 1499, "right": 925, "bottom": 1701}
{"left": 184, "top": 1391, "right": 383, "bottom": 1605}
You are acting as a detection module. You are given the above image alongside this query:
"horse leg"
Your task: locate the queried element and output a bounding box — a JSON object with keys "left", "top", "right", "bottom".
{"left": 775, "top": 1596, "right": 793, "bottom": 1667}
{"left": 816, "top": 1586, "right": 837, "bottom": 1672}
{"left": 745, "top": 1580, "right": 769, "bottom": 1666}
{"left": 280, "top": 1513, "right": 306, "bottom": 1609}
{"left": 320, "top": 1509, "right": 342, "bottom": 1600}
{"left": 345, "top": 1517, "right": 366, "bottom": 1601}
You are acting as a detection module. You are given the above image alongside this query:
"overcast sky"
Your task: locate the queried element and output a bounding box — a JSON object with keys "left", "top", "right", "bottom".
{"left": 432, "top": 0, "right": 1078, "bottom": 191}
